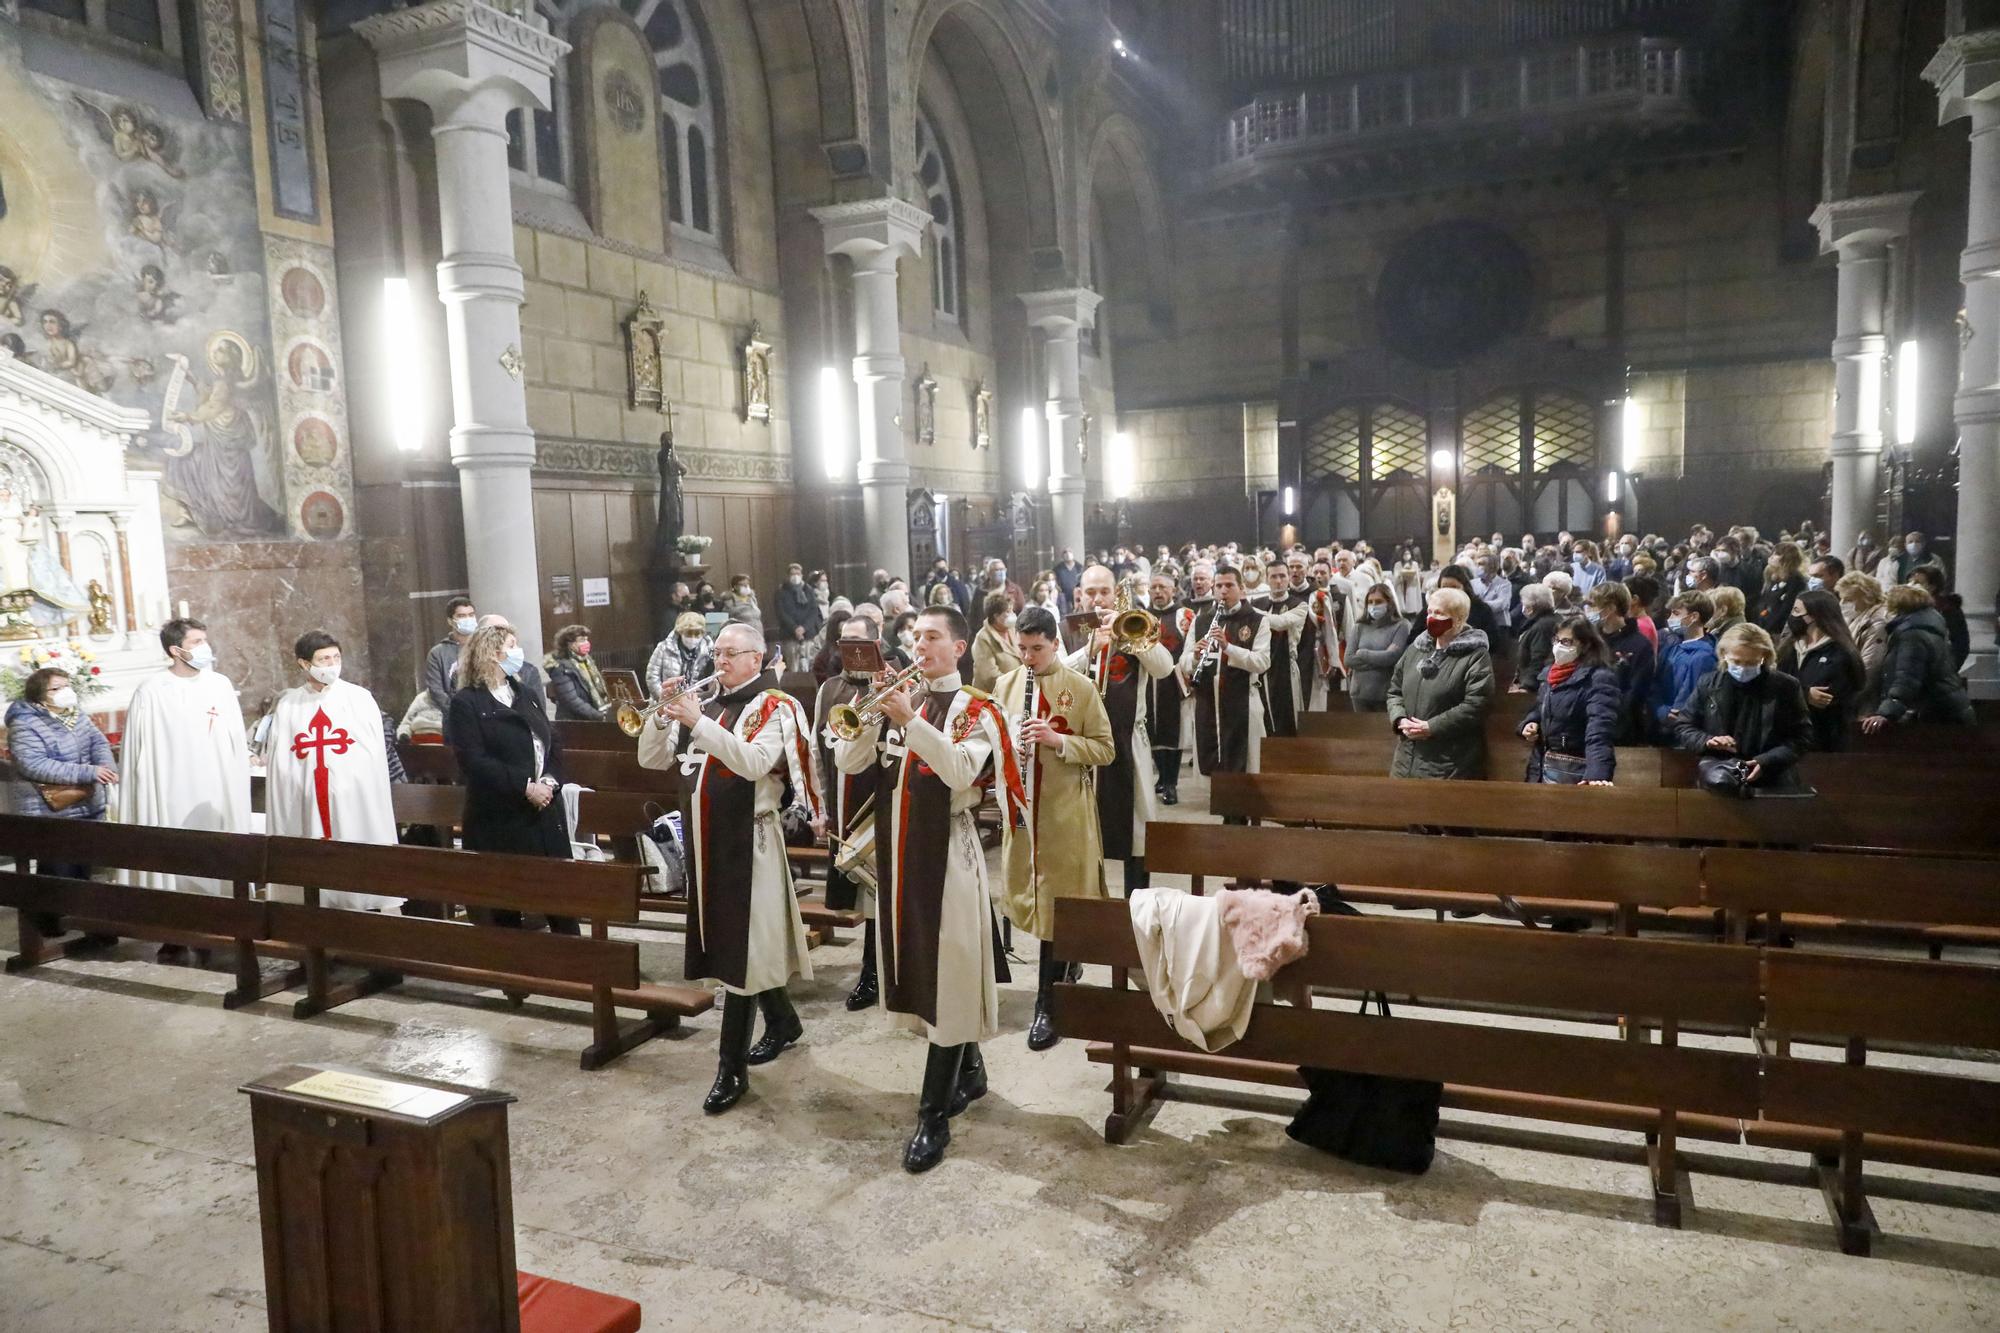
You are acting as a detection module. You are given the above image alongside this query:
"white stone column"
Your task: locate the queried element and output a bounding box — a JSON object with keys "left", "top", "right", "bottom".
{"left": 1927, "top": 33, "right": 2000, "bottom": 693}
{"left": 1021, "top": 288, "right": 1102, "bottom": 560}
{"left": 357, "top": 0, "right": 569, "bottom": 663}
{"left": 1809, "top": 193, "right": 1917, "bottom": 561}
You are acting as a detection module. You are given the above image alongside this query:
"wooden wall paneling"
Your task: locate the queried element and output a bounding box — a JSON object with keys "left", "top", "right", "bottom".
{"left": 534, "top": 491, "right": 575, "bottom": 639}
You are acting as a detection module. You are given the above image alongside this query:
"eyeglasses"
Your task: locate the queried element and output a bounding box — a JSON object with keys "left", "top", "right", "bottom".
{"left": 718, "top": 648, "right": 761, "bottom": 660}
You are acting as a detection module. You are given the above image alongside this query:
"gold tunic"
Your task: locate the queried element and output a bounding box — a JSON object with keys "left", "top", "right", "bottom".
{"left": 993, "top": 661, "right": 1114, "bottom": 939}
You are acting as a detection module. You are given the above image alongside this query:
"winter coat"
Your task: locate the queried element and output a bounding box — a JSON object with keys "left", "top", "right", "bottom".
{"left": 1386, "top": 628, "right": 1494, "bottom": 779}
{"left": 1751, "top": 575, "right": 1806, "bottom": 637}
{"left": 1513, "top": 610, "right": 1556, "bottom": 691}
{"left": 5, "top": 700, "right": 114, "bottom": 819}
{"left": 1343, "top": 611, "right": 1413, "bottom": 707}
{"left": 1520, "top": 662, "right": 1621, "bottom": 782}
{"left": 1673, "top": 667, "right": 1813, "bottom": 790}
{"left": 1651, "top": 633, "right": 1714, "bottom": 732}
{"left": 1875, "top": 607, "right": 1975, "bottom": 725}
{"left": 776, "top": 581, "right": 824, "bottom": 642}
{"left": 1601, "top": 620, "right": 1655, "bottom": 745}
{"left": 447, "top": 684, "right": 571, "bottom": 859}
{"left": 1843, "top": 603, "right": 1888, "bottom": 711}
{"left": 1940, "top": 594, "right": 1971, "bottom": 671}
{"left": 1785, "top": 636, "right": 1863, "bottom": 753}
{"left": 545, "top": 654, "right": 608, "bottom": 722}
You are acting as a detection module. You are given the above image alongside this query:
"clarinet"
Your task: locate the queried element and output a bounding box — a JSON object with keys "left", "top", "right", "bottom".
{"left": 1018, "top": 673, "right": 1039, "bottom": 873}
{"left": 1192, "top": 613, "right": 1225, "bottom": 689}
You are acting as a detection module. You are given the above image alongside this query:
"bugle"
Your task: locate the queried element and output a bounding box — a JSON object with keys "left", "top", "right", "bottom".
{"left": 826, "top": 662, "right": 926, "bottom": 741}
{"left": 615, "top": 671, "right": 722, "bottom": 737}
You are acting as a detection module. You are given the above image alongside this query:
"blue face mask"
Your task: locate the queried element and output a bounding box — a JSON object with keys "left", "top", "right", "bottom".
{"left": 1725, "top": 661, "right": 1761, "bottom": 683}
{"left": 1584, "top": 608, "right": 1603, "bottom": 625}
{"left": 1805, "top": 576, "right": 1822, "bottom": 592}
{"left": 501, "top": 646, "right": 525, "bottom": 677}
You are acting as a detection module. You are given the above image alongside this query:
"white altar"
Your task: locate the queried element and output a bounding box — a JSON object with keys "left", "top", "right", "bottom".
{"left": 0, "top": 347, "right": 172, "bottom": 717}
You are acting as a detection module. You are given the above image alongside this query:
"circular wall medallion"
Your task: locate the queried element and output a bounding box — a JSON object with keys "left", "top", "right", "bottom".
{"left": 287, "top": 340, "right": 336, "bottom": 393}
{"left": 604, "top": 70, "right": 645, "bottom": 134}
{"left": 300, "top": 490, "right": 345, "bottom": 540}
{"left": 1373, "top": 221, "right": 1534, "bottom": 369}
{"left": 292, "top": 416, "right": 339, "bottom": 467}
{"left": 280, "top": 266, "right": 326, "bottom": 319}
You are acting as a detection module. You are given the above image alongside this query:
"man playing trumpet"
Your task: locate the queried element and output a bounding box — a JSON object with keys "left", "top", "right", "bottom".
{"left": 811, "top": 617, "right": 885, "bottom": 1009}
{"left": 638, "top": 622, "right": 821, "bottom": 1115}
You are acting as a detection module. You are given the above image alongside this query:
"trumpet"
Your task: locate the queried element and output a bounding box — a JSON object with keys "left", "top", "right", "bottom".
{"left": 826, "top": 663, "right": 926, "bottom": 741}
{"left": 615, "top": 672, "right": 722, "bottom": 737}
{"left": 1110, "top": 578, "right": 1160, "bottom": 652}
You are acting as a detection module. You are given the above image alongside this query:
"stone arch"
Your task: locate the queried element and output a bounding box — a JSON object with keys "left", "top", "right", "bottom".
{"left": 1781, "top": 0, "right": 1833, "bottom": 260}
{"left": 1080, "top": 112, "right": 1171, "bottom": 330}
{"left": 742, "top": 0, "right": 869, "bottom": 207}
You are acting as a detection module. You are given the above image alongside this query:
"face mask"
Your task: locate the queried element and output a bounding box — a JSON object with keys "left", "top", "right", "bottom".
{"left": 1787, "top": 616, "right": 1809, "bottom": 638}
{"left": 1002, "top": 615, "right": 1017, "bottom": 631}
{"left": 501, "top": 646, "right": 525, "bottom": 677}
{"left": 1368, "top": 604, "right": 1391, "bottom": 622}
{"left": 1551, "top": 641, "right": 1580, "bottom": 665}
{"left": 454, "top": 616, "right": 478, "bottom": 636}
{"left": 308, "top": 663, "right": 341, "bottom": 686}
{"left": 1805, "top": 576, "right": 1823, "bottom": 592}
{"left": 1425, "top": 614, "right": 1454, "bottom": 640}
{"left": 1725, "top": 661, "right": 1760, "bottom": 683}
{"left": 1905, "top": 542, "right": 1921, "bottom": 556}
{"left": 1718, "top": 553, "right": 1736, "bottom": 567}
{"left": 1584, "top": 608, "right": 1603, "bottom": 626}
{"left": 49, "top": 687, "right": 78, "bottom": 711}
{"left": 789, "top": 575, "right": 802, "bottom": 585}
{"left": 573, "top": 640, "right": 591, "bottom": 657}
{"left": 681, "top": 634, "right": 703, "bottom": 649}
{"left": 182, "top": 643, "right": 215, "bottom": 671}
{"left": 1676, "top": 617, "right": 1698, "bottom": 638}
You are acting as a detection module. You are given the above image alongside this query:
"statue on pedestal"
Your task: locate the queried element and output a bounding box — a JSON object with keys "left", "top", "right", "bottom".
{"left": 649, "top": 419, "right": 695, "bottom": 637}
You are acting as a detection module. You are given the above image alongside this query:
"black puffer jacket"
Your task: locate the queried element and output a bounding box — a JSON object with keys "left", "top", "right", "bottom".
{"left": 1673, "top": 666, "right": 1813, "bottom": 790}
{"left": 1875, "top": 607, "right": 1975, "bottom": 725}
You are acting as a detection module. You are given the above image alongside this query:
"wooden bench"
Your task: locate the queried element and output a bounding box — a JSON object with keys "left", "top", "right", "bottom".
{"left": 551, "top": 719, "right": 632, "bottom": 751}
{"left": 1259, "top": 735, "right": 1664, "bottom": 785}
{"left": 265, "top": 836, "right": 710, "bottom": 1069}
{"left": 1702, "top": 847, "right": 2000, "bottom": 957}
{"left": 1052, "top": 895, "right": 1762, "bottom": 1227}
{"left": 0, "top": 814, "right": 291, "bottom": 1008}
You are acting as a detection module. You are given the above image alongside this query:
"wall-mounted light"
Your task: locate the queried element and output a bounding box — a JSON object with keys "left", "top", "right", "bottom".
{"left": 1111, "top": 430, "right": 1135, "bottom": 500}
{"left": 1895, "top": 339, "right": 1919, "bottom": 446}
{"left": 1605, "top": 469, "right": 1622, "bottom": 504}
{"left": 1621, "top": 396, "right": 1642, "bottom": 471}
{"left": 382, "top": 277, "right": 425, "bottom": 454}
{"left": 1429, "top": 447, "right": 1454, "bottom": 475}
{"left": 818, "top": 366, "right": 848, "bottom": 479}
{"left": 1020, "top": 406, "right": 1042, "bottom": 491}
{"left": 1281, "top": 485, "right": 1296, "bottom": 516}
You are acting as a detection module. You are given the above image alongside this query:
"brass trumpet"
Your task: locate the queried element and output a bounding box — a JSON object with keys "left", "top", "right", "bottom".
{"left": 615, "top": 672, "right": 722, "bottom": 737}
{"left": 826, "top": 662, "right": 926, "bottom": 741}
{"left": 1110, "top": 578, "right": 1160, "bottom": 652}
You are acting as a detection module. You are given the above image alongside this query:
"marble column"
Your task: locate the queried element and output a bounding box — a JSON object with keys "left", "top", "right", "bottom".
{"left": 1808, "top": 193, "right": 1917, "bottom": 562}
{"left": 812, "top": 199, "right": 928, "bottom": 581}
{"left": 356, "top": 0, "right": 569, "bottom": 663}
{"left": 1926, "top": 32, "right": 2000, "bottom": 694}
{"left": 1021, "top": 289, "right": 1102, "bottom": 561}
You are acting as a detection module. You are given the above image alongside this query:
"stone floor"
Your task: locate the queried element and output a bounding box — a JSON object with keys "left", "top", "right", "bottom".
{"left": 3, "top": 776, "right": 1998, "bottom": 1331}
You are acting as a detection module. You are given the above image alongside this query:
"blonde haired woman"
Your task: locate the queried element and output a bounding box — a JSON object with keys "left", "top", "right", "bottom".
{"left": 448, "top": 625, "right": 577, "bottom": 930}
{"left": 1707, "top": 585, "right": 1747, "bottom": 636}
{"left": 1671, "top": 623, "right": 1810, "bottom": 791}
{"left": 1386, "top": 586, "right": 1494, "bottom": 778}
{"left": 1834, "top": 571, "right": 1888, "bottom": 710}
{"left": 1862, "top": 583, "right": 1976, "bottom": 731}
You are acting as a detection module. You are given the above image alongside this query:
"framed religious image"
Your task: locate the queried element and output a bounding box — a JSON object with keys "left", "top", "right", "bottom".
{"left": 549, "top": 573, "right": 574, "bottom": 617}
{"left": 838, "top": 640, "right": 886, "bottom": 675}
{"left": 600, "top": 669, "right": 644, "bottom": 710}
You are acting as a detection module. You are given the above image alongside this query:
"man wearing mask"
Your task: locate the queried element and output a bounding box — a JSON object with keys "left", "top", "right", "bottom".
{"left": 1052, "top": 547, "right": 1084, "bottom": 613}
{"left": 647, "top": 611, "right": 713, "bottom": 695}
{"left": 265, "top": 631, "right": 403, "bottom": 912}
{"left": 1806, "top": 555, "right": 1845, "bottom": 594}
{"left": 775, "top": 562, "right": 823, "bottom": 673}
{"left": 1584, "top": 583, "right": 1656, "bottom": 744}
{"left": 424, "top": 596, "right": 479, "bottom": 712}
{"left": 1897, "top": 531, "right": 1947, "bottom": 583}
{"left": 118, "top": 618, "right": 251, "bottom": 904}
{"left": 812, "top": 619, "right": 886, "bottom": 1009}
{"left": 981, "top": 558, "right": 1025, "bottom": 614}
{"left": 1607, "top": 538, "right": 1637, "bottom": 584}
{"left": 1180, "top": 566, "right": 1271, "bottom": 805}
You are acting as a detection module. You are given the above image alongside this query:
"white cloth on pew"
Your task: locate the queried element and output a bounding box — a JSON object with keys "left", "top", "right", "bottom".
{"left": 1129, "top": 887, "right": 1256, "bottom": 1053}
{"left": 265, "top": 679, "right": 403, "bottom": 911}
{"left": 116, "top": 666, "right": 251, "bottom": 897}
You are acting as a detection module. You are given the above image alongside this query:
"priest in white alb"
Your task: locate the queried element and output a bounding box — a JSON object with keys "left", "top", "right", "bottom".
{"left": 265, "top": 630, "right": 403, "bottom": 911}
{"left": 118, "top": 617, "right": 251, "bottom": 897}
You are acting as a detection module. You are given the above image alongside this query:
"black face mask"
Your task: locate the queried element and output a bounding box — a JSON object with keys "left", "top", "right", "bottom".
{"left": 1788, "top": 615, "right": 1809, "bottom": 638}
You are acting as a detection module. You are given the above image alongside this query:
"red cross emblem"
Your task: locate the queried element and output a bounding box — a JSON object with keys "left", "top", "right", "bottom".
{"left": 290, "top": 706, "right": 354, "bottom": 838}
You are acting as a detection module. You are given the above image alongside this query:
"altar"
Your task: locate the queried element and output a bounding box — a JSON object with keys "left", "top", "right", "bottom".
{"left": 0, "top": 348, "right": 172, "bottom": 719}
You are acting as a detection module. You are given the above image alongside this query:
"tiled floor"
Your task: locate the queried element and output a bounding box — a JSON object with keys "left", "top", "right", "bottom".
{"left": 2, "top": 774, "right": 1996, "bottom": 1330}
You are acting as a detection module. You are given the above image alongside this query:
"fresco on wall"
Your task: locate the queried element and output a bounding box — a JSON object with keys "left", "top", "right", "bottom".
{"left": 0, "top": 46, "right": 284, "bottom": 540}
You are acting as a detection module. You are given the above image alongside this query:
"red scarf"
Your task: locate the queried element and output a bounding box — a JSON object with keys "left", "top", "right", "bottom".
{"left": 1545, "top": 661, "right": 1578, "bottom": 689}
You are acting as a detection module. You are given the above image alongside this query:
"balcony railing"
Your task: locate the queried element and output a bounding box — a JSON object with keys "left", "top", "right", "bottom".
{"left": 1219, "top": 36, "right": 1701, "bottom": 166}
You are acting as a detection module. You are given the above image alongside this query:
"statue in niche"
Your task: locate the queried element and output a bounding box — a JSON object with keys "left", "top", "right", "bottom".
{"left": 653, "top": 418, "right": 688, "bottom": 558}
{"left": 742, "top": 323, "right": 772, "bottom": 422}
{"left": 972, "top": 382, "right": 992, "bottom": 450}
{"left": 624, "top": 293, "right": 665, "bottom": 410}
{"left": 914, "top": 365, "right": 937, "bottom": 446}
{"left": 87, "top": 579, "right": 114, "bottom": 636}
{"left": 1078, "top": 413, "right": 1092, "bottom": 467}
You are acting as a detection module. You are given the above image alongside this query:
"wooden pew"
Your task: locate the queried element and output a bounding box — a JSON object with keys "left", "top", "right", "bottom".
{"left": 1260, "top": 735, "right": 1664, "bottom": 785}
{"left": 1298, "top": 705, "right": 1532, "bottom": 743}
{"left": 1702, "top": 847, "right": 2000, "bottom": 955}
{"left": 265, "top": 837, "right": 711, "bottom": 1069}
{"left": 398, "top": 742, "right": 684, "bottom": 799}
{"left": 0, "top": 814, "right": 290, "bottom": 1008}
{"left": 552, "top": 719, "right": 630, "bottom": 751}
{"left": 1052, "top": 895, "right": 1763, "bottom": 1226}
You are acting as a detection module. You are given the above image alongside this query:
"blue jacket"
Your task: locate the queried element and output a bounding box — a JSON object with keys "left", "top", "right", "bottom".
{"left": 6, "top": 699, "right": 114, "bottom": 818}
{"left": 1521, "top": 662, "right": 1621, "bottom": 782}
{"left": 1650, "top": 633, "right": 1714, "bottom": 733}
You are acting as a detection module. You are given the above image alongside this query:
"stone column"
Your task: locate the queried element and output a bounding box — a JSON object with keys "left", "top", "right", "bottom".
{"left": 812, "top": 199, "right": 929, "bottom": 580}
{"left": 356, "top": 0, "right": 569, "bottom": 663}
{"left": 1927, "top": 33, "right": 2000, "bottom": 693}
{"left": 1021, "top": 289, "right": 1102, "bottom": 560}
{"left": 1809, "top": 193, "right": 1918, "bottom": 561}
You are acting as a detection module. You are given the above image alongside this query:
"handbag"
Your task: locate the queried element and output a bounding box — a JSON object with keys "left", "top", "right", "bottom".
{"left": 36, "top": 783, "right": 93, "bottom": 813}
{"left": 1285, "top": 976, "right": 1442, "bottom": 1174}
{"left": 1695, "top": 756, "right": 1754, "bottom": 798}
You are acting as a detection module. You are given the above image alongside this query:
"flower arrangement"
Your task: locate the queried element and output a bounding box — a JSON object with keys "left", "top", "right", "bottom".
{"left": 2, "top": 640, "right": 110, "bottom": 706}
{"left": 674, "top": 534, "right": 713, "bottom": 556}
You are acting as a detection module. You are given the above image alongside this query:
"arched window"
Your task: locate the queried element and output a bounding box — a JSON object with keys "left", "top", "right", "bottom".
{"left": 916, "top": 111, "right": 962, "bottom": 323}
{"left": 506, "top": 0, "right": 573, "bottom": 193}
{"left": 627, "top": 0, "right": 722, "bottom": 245}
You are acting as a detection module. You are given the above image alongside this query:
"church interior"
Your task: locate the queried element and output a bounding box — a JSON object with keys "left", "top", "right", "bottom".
{"left": 2, "top": 0, "right": 1999, "bottom": 1328}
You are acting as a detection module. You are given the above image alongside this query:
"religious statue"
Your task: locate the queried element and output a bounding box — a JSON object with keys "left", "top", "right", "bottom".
{"left": 914, "top": 365, "right": 937, "bottom": 447}
{"left": 653, "top": 423, "right": 688, "bottom": 561}
{"left": 742, "top": 322, "right": 772, "bottom": 422}
{"left": 87, "top": 579, "right": 114, "bottom": 636}
{"left": 1078, "top": 412, "right": 1093, "bottom": 467}
{"left": 0, "top": 476, "right": 38, "bottom": 592}
{"left": 972, "top": 382, "right": 993, "bottom": 450}
{"left": 624, "top": 292, "right": 665, "bottom": 410}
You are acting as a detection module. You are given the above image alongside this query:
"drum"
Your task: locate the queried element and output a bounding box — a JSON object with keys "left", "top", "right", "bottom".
{"left": 831, "top": 812, "right": 878, "bottom": 893}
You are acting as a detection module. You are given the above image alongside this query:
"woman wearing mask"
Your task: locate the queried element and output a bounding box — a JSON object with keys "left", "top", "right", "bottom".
{"left": 692, "top": 582, "right": 723, "bottom": 614}
{"left": 1343, "top": 582, "right": 1412, "bottom": 711}
{"left": 1386, "top": 588, "right": 1495, "bottom": 779}
{"left": 1752, "top": 542, "right": 1808, "bottom": 636}
{"left": 1834, "top": 572, "right": 1889, "bottom": 711}
{"left": 545, "top": 624, "right": 610, "bottom": 722}
{"left": 1673, "top": 623, "right": 1812, "bottom": 791}
{"left": 1862, "top": 584, "right": 1977, "bottom": 731}
{"left": 449, "top": 625, "right": 577, "bottom": 932}
{"left": 1519, "top": 616, "right": 1620, "bottom": 785}
{"left": 5, "top": 667, "right": 118, "bottom": 885}
{"left": 646, "top": 611, "right": 713, "bottom": 695}
{"left": 1779, "top": 590, "right": 1864, "bottom": 752}
{"left": 1511, "top": 582, "right": 1558, "bottom": 691}
{"left": 722, "top": 574, "right": 759, "bottom": 622}
{"left": 972, "top": 591, "right": 1020, "bottom": 693}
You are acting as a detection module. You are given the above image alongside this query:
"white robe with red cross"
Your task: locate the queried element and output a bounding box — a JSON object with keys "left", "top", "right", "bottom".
{"left": 266, "top": 680, "right": 403, "bottom": 911}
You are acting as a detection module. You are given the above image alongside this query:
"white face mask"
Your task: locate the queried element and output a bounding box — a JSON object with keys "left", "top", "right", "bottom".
{"left": 181, "top": 642, "right": 215, "bottom": 671}
{"left": 680, "top": 634, "right": 703, "bottom": 649}
{"left": 308, "top": 663, "right": 341, "bottom": 686}
{"left": 789, "top": 575, "right": 802, "bottom": 585}
{"left": 1905, "top": 542, "right": 1921, "bottom": 556}
{"left": 454, "top": 616, "right": 478, "bottom": 636}
{"left": 1551, "top": 641, "right": 1581, "bottom": 665}
{"left": 49, "top": 686, "right": 78, "bottom": 711}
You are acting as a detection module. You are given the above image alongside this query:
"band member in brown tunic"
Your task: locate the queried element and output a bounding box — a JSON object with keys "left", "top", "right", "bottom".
{"left": 640, "top": 623, "right": 821, "bottom": 1114}
{"left": 833, "top": 605, "right": 1028, "bottom": 1173}
{"left": 1147, "top": 570, "right": 1190, "bottom": 806}
{"left": 1257, "top": 562, "right": 1311, "bottom": 738}
{"left": 1179, "top": 567, "right": 1271, "bottom": 822}
{"left": 811, "top": 617, "right": 883, "bottom": 1009}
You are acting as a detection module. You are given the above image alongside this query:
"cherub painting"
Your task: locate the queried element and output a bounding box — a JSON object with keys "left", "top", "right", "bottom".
{"left": 135, "top": 265, "right": 179, "bottom": 324}
{"left": 0, "top": 266, "right": 33, "bottom": 326}
{"left": 127, "top": 188, "right": 174, "bottom": 253}
{"left": 71, "top": 97, "right": 183, "bottom": 177}
{"left": 37, "top": 309, "right": 114, "bottom": 394}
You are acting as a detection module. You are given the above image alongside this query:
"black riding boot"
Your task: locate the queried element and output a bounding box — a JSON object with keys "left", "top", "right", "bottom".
{"left": 704, "top": 991, "right": 756, "bottom": 1114}
{"left": 1155, "top": 750, "right": 1181, "bottom": 805}
{"left": 845, "top": 920, "right": 879, "bottom": 1011}
{"left": 948, "top": 1043, "right": 987, "bottom": 1117}
{"left": 1028, "top": 942, "right": 1063, "bottom": 1051}
{"left": 746, "top": 987, "right": 803, "bottom": 1065}
{"left": 903, "top": 1042, "right": 963, "bottom": 1173}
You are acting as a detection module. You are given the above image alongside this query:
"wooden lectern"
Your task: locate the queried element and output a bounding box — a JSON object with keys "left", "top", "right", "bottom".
{"left": 242, "top": 1064, "right": 521, "bottom": 1333}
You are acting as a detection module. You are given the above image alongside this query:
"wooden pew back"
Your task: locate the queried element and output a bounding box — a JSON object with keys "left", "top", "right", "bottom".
{"left": 1260, "top": 736, "right": 1663, "bottom": 785}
